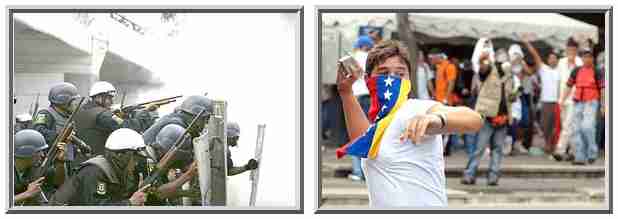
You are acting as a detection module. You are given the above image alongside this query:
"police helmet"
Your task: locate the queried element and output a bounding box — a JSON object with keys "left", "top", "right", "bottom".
{"left": 226, "top": 122, "right": 240, "bottom": 138}
{"left": 177, "top": 95, "right": 213, "bottom": 117}
{"left": 105, "top": 128, "right": 145, "bottom": 151}
{"left": 48, "top": 82, "right": 79, "bottom": 105}
{"left": 89, "top": 81, "right": 117, "bottom": 97}
{"left": 15, "top": 129, "right": 48, "bottom": 158}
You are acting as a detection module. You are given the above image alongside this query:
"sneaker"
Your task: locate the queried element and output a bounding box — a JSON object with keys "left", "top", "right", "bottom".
{"left": 552, "top": 154, "right": 564, "bottom": 162}
{"left": 347, "top": 174, "right": 364, "bottom": 182}
{"left": 461, "top": 176, "right": 476, "bottom": 185}
{"left": 513, "top": 141, "right": 528, "bottom": 154}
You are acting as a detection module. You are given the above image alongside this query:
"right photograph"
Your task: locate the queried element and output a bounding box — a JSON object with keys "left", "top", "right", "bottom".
{"left": 318, "top": 10, "right": 609, "bottom": 210}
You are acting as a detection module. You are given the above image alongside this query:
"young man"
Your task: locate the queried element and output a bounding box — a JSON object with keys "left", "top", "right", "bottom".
{"left": 521, "top": 34, "right": 561, "bottom": 156}
{"left": 559, "top": 49, "right": 604, "bottom": 165}
{"left": 337, "top": 40, "right": 483, "bottom": 207}
{"left": 554, "top": 38, "right": 583, "bottom": 161}
{"left": 462, "top": 39, "right": 516, "bottom": 186}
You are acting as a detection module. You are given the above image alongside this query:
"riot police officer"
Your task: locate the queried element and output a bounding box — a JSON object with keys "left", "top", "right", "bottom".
{"left": 14, "top": 129, "right": 64, "bottom": 205}
{"left": 32, "top": 83, "right": 80, "bottom": 147}
{"left": 32, "top": 82, "right": 83, "bottom": 177}
{"left": 142, "top": 124, "right": 198, "bottom": 205}
{"left": 226, "top": 122, "right": 258, "bottom": 176}
{"left": 50, "top": 128, "right": 149, "bottom": 206}
{"left": 74, "top": 81, "right": 158, "bottom": 156}
{"left": 143, "top": 95, "right": 213, "bottom": 147}
{"left": 15, "top": 113, "right": 33, "bottom": 133}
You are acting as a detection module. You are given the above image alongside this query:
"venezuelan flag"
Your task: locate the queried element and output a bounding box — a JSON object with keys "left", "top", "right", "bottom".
{"left": 336, "top": 75, "right": 411, "bottom": 159}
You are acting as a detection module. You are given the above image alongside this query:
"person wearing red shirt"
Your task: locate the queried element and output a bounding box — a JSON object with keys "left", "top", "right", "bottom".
{"left": 559, "top": 49, "right": 604, "bottom": 165}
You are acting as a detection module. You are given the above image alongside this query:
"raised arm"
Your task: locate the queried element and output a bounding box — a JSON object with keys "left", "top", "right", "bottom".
{"left": 520, "top": 33, "right": 543, "bottom": 72}
{"left": 336, "top": 61, "right": 371, "bottom": 140}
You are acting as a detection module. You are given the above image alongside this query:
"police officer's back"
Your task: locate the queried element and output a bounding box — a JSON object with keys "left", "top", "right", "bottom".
{"left": 50, "top": 128, "right": 149, "bottom": 206}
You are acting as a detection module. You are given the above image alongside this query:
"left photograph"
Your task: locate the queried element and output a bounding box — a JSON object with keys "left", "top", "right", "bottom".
{"left": 8, "top": 8, "right": 301, "bottom": 211}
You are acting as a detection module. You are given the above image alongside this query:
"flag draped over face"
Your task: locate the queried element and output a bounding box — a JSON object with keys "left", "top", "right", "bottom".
{"left": 336, "top": 75, "right": 411, "bottom": 159}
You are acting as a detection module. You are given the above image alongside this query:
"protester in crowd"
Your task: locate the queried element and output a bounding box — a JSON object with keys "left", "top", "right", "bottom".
{"left": 507, "top": 44, "right": 533, "bottom": 155}
{"left": 348, "top": 35, "right": 375, "bottom": 182}
{"left": 554, "top": 38, "right": 583, "bottom": 161}
{"left": 462, "top": 37, "right": 515, "bottom": 186}
{"left": 596, "top": 51, "right": 606, "bottom": 154}
{"left": 428, "top": 48, "right": 458, "bottom": 155}
{"left": 416, "top": 50, "right": 434, "bottom": 100}
{"left": 520, "top": 33, "right": 562, "bottom": 158}
{"left": 559, "top": 48, "right": 604, "bottom": 165}
{"left": 455, "top": 60, "right": 479, "bottom": 157}
{"left": 337, "top": 40, "right": 482, "bottom": 206}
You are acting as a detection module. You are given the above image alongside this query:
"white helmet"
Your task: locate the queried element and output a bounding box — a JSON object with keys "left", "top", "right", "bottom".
{"left": 89, "top": 81, "right": 116, "bottom": 97}
{"left": 105, "top": 128, "right": 145, "bottom": 151}
{"left": 16, "top": 113, "right": 33, "bottom": 122}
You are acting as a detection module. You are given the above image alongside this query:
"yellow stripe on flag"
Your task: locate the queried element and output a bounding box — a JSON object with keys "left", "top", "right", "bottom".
{"left": 368, "top": 79, "right": 411, "bottom": 159}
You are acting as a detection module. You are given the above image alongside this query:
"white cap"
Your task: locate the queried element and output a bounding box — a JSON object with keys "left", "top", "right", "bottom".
{"left": 105, "top": 128, "right": 145, "bottom": 151}
{"left": 89, "top": 81, "right": 116, "bottom": 97}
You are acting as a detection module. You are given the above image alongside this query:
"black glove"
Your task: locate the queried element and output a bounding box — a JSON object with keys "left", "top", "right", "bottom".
{"left": 245, "top": 159, "right": 259, "bottom": 170}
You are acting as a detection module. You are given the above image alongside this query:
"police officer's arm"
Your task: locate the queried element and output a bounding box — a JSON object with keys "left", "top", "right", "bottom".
{"left": 96, "top": 110, "right": 157, "bottom": 134}
{"left": 32, "top": 111, "right": 57, "bottom": 145}
{"left": 14, "top": 177, "right": 45, "bottom": 203}
{"left": 156, "top": 161, "right": 198, "bottom": 199}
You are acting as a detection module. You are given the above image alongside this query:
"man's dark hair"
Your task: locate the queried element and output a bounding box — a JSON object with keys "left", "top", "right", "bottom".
{"left": 365, "top": 40, "right": 412, "bottom": 77}
{"left": 567, "top": 37, "right": 579, "bottom": 48}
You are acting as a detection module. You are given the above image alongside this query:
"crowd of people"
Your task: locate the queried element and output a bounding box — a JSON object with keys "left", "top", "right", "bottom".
{"left": 13, "top": 82, "right": 259, "bottom": 206}
{"left": 323, "top": 31, "right": 606, "bottom": 187}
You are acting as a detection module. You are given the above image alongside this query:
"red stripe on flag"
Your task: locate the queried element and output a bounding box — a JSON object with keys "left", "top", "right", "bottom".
{"left": 367, "top": 77, "right": 379, "bottom": 121}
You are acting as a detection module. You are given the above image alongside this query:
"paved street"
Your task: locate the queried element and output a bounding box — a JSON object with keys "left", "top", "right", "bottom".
{"left": 320, "top": 144, "right": 607, "bottom": 208}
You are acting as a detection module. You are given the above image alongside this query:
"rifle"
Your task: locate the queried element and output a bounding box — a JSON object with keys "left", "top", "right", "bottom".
{"left": 119, "top": 95, "right": 182, "bottom": 115}
{"left": 31, "top": 97, "right": 86, "bottom": 203}
{"left": 139, "top": 108, "right": 206, "bottom": 190}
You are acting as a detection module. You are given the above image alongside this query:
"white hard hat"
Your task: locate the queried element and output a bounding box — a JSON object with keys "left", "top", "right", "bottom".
{"left": 16, "top": 113, "right": 33, "bottom": 122}
{"left": 105, "top": 128, "right": 145, "bottom": 151}
{"left": 89, "top": 81, "right": 116, "bottom": 97}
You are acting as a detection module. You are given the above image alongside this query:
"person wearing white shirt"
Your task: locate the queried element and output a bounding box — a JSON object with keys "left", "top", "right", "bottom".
{"left": 337, "top": 40, "right": 483, "bottom": 207}
{"left": 521, "top": 33, "right": 561, "bottom": 156}
{"left": 554, "top": 39, "right": 583, "bottom": 161}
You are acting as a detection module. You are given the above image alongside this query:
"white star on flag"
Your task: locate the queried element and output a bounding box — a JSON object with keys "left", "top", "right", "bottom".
{"left": 384, "top": 76, "right": 394, "bottom": 87}
{"left": 384, "top": 89, "right": 393, "bottom": 100}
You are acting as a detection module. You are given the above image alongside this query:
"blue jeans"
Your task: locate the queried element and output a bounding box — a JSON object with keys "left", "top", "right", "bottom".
{"left": 463, "top": 121, "right": 507, "bottom": 179}
{"left": 464, "top": 133, "right": 479, "bottom": 158}
{"left": 572, "top": 100, "right": 599, "bottom": 162}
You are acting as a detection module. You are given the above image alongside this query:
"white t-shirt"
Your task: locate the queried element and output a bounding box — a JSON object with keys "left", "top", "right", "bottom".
{"left": 352, "top": 51, "right": 369, "bottom": 96}
{"left": 416, "top": 63, "right": 432, "bottom": 100}
{"left": 362, "top": 99, "right": 447, "bottom": 207}
{"left": 557, "top": 57, "right": 583, "bottom": 104}
{"left": 538, "top": 64, "right": 561, "bottom": 103}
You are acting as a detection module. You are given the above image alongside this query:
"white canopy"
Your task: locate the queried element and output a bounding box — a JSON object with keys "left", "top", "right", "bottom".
{"left": 407, "top": 13, "right": 598, "bottom": 49}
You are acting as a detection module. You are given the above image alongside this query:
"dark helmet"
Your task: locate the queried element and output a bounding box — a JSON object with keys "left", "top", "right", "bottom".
{"left": 15, "top": 129, "right": 48, "bottom": 158}
{"left": 154, "top": 124, "right": 193, "bottom": 168}
{"left": 177, "top": 95, "right": 213, "bottom": 117}
{"left": 155, "top": 124, "right": 191, "bottom": 153}
{"left": 48, "top": 82, "right": 79, "bottom": 105}
{"left": 226, "top": 122, "right": 240, "bottom": 138}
